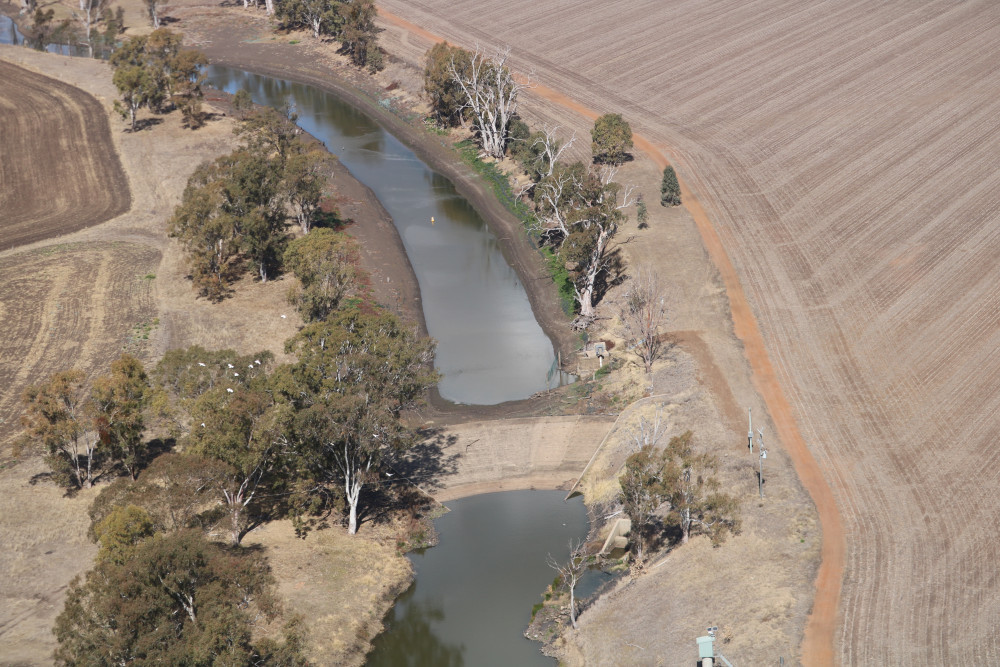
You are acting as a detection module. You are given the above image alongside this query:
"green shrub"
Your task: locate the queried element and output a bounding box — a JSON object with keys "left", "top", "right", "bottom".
{"left": 660, "top": 165, "right": 681, "bottom": 206}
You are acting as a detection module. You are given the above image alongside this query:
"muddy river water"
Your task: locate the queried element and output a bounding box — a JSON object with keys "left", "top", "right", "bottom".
{"left": 198, "top": 67, "right": 593, "bottom": 667}
{"left": 204, "top": 65, "right": 568, "bottom": 406}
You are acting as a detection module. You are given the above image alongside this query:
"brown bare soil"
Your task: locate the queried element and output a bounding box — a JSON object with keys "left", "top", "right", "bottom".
{"left": 374, "top": 2, "right": 1000, "bottom": 664}
{"left": 0, "top": 60, "right": 130, "bottom": 251}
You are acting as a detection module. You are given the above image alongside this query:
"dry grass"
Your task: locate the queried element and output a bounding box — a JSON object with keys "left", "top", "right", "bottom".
{"left": 0, "top": 458, "right": 99, "bottom": 665}
{"left": 244, "top": 520, "right": 413, "bottom": 666}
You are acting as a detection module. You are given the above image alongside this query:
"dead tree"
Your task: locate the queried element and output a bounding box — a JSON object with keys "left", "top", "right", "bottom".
{"left": 626, "top": 408, "right": 667, "bottom": 452}
{"left": 532, "top": 125, "right": 575, "bottom": 179}
{"left": 547, "top": 539, "right": 589, "bottom": 629}
{"left": 449, "top": 45, "right": 528, "bottom": 160}
{"left": 619, "top": 266, "right": 670, "bottom": 374}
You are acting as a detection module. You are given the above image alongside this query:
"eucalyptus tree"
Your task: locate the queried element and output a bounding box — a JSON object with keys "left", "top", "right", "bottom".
{"left": 283, "top": 310, "right": 437, "bottom": 534}
{"left": 449, "top": 45, "right": 527, "bottom": 159}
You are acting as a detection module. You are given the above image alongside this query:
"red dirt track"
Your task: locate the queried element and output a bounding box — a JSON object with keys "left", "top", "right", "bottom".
{"left": 378, "top": 2, "right": 1000, "bottom": 664}
{"left": 0, "top": 60, "right": 130, "bottom": 250}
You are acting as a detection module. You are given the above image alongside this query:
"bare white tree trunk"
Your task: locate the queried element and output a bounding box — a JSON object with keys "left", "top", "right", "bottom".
{"left": 450, "top": 45, "right": 528, "bottom": 160}
{"left": 533, "top": 168, "right": 576, "bottom": 239}
{"left": 574, "top": 223, "right": 612, "bottom": 319}
{"left": 222, "top": 477, "right": 258, "bottom": 545}
{"left": 264, "top": 0, "right": 274, "bottom": 16}
{"left": 340, "top": 442, "right": 374, "bottom": 536}
{"left": 547, "top": 539, "right": 587, "bottom": 630}
{"left": 149, "top": 0, "right": 161, "bottom": 29}
{"left": 627, "top": 409, "right": 666, "bottom": 452}
{"left": 533, "top": 126, "right": 575, "bottom": 178}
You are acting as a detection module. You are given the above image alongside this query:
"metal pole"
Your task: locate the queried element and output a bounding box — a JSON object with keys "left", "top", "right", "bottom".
{"left": 759, "top": 451, "right": 764, "bottom": 499}
{"left": 757, "top": 429, "right": 765, "bottom": 499}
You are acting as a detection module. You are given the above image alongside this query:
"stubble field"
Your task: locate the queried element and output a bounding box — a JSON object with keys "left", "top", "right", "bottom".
{"left": 376, "top": 1, "right": 1000, "bottom": 663}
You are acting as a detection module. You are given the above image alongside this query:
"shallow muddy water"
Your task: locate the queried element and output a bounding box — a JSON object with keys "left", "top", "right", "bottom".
{"left": 203, "top": 66, "right": 568, "bottom": 405}
{"left": 366, "top": 490, "right": 588, "bottom": 667}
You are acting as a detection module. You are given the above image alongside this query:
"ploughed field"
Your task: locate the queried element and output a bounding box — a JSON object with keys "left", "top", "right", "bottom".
{"left": 378, "top": 1, "right": 1000, "bottom": 663}
{"left": 0, "top": 60, "right": 130, "bottom": 250}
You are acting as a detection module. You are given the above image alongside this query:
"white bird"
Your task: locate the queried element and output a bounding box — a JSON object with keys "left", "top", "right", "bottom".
{"left": 248, "top": 365, "right": 254, "bottom": 370}
{"left": 255, "top": 359, "right": 261, "bottom": 365}
{"left": 198, "top": 362, "right": 206, "bottom": 367}
{"left": 201, "top": 422, "right": 206, "bottom": 427}
{"left": 227, "top": 363, "right": 234, "bottom": 369}
{"left": 226, "top": 388, "right": 234, "bottom": 393}
{"left": 280, "top": 314, "right": 287, "bottom": 319}
{"left": 385, "top": 471, "right": 393, "bottom": 477}
{"left": 234, "top": 372, "right": 239, "bottom": 377}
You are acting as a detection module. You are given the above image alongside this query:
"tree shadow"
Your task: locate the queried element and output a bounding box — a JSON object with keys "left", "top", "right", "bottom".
{"left": 28, "top": 470, "right": 56, "bottom": 486}
{"left": 131, "top": 117, "right": 164, "bottom": 132}
{"left": 394, "top": 428, "right": 461, "bottom": 494}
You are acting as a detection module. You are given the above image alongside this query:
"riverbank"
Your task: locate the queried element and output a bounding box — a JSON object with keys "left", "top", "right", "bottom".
{"left": 174, "top": 6, "right": 580, "bottom": 373}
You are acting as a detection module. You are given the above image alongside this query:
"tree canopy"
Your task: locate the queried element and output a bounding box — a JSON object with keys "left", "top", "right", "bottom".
{"left": 619, "top": 431, "right": 740, "bottom": 566}
{"left": 424, "top": 42, "right": 471, "bottom": 127}
{"left": 591, "top": 113, "right": 633, "bottom": 165}
{"left": 283, "top": 228, "right": 358, "bottom": 323}
{"left": 109, "top": 30, "right": 207, "bottom": 131}
{"left": 660, "top": 164, "right": 682, "bottom": 206}
{"left": 54, "top": 529, "right": 306, "bottom": 666}
{"left": 18, "top": 355, "right": 152, "bottom": 489}
{"left": 169, "top": 108, "right": 332, "bottom": 299}
{"left": 282, "top": 310, "right": 437, "bottom": 534}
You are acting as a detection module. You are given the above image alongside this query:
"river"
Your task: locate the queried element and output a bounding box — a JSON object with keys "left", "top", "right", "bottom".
{"left": 203, "top": 65, "right": 569, "bottom": 406}
{"left": 198, "top": 66, "right": 592, "bottom": 667}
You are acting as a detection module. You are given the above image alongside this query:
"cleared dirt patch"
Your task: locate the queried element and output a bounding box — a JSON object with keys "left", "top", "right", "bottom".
{"left": 0, "top": 60, "right": 130, "bottom": 251}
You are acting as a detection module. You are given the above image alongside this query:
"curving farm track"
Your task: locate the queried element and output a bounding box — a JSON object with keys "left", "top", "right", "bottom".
{"left": 377, "top": 1, "right": 1000, "bottom": 664}
{"left": 0, "top": 60, "right": 130, "bottom": 250}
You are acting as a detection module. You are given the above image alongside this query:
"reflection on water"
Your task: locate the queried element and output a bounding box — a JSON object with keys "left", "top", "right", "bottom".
{"left": 366, "top": 491, "right": 588, "bottom": 667}
{"left": 370, "top": 591, "right": 465, "bottom": 667}
{"left": 0, "top": 15, "right": 107, "bottom": 57}
{"left": 203, "top": 65, "right": 571, "bottom": 405}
